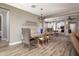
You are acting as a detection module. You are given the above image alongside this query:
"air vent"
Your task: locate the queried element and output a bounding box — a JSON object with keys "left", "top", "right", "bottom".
{"left": 31, "top": 5, "right": 36, "bottom": 8}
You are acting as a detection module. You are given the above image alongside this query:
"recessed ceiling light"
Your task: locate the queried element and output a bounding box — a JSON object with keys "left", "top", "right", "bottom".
{"left": 31, "top": 5, "right": 36, "bottom": 8}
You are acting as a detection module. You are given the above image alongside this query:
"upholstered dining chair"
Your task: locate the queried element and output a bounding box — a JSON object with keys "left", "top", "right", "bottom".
{"left": 22, "top": 28, "right": 37, "bottom": 49}
{"left": 22, "top": 28, "right": 31, "bottom": 48}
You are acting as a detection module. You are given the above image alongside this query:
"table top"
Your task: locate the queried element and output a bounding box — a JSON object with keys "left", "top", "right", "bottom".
{"left": 31, "top": 33, "right": 44, "bottom": 38}
{"left": 31, "top": 32, "right": 53, "bottom": 38}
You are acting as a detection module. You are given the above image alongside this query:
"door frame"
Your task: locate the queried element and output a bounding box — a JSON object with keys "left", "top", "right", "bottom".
{"left": 68, "top": 22, "right": 77, "bottom": 32}
{"left": 0, "top": 8, "right": 10, "bottom": 44}
{"left": 7, "top": 11, "right": 10, "bottom": 42}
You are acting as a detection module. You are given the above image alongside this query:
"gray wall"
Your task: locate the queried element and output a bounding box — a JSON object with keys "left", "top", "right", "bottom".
{"left": 0, "top": 3, "right": 41, "bottom": 43}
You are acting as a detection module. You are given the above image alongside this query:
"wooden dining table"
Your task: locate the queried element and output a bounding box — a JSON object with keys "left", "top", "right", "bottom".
{"left": 31, "top": 33, "right": 44, "bottom": 47}
{"left": 31, "top": 33, "right": 53, "bottom": 47}
{"left": 31, "top": 33, "right": 44, "bottom": 38}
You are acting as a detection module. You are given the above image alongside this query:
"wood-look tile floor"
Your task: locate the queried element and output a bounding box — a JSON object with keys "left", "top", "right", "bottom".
{"left": 0, "top": 35, "right": 77, "bottom": 56}
{"left": 0, "top": 40, "right": 8, "bottom": 48}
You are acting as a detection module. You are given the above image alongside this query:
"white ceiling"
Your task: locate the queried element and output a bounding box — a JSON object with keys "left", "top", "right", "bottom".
{"left": 6, "top": 3, "right": 79, "bottom": 17}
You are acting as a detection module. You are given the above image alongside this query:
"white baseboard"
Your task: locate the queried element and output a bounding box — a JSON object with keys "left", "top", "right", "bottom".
{"left": 9, "top": 41, "right": 22, "bottom": 46}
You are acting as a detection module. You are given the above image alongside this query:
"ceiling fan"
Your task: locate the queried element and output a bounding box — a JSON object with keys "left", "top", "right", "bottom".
{"left": 67, "top": 16, "right": 76, "bottom": 20}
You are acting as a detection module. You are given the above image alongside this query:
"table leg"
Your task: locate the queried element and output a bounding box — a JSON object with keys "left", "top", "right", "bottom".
{"left": 37, "top": 39, "right": 41, "bottom": 48}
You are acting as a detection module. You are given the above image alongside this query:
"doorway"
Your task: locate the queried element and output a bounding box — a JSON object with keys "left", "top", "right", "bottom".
{"left": 69, "top": 22, "right": 77, "bottom": 33}
{"left": 0, "top": 13, "right": 9, "bottom": 48}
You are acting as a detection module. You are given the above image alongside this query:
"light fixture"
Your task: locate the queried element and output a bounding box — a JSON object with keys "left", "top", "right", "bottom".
{"left": 38, "top": 8, "right": 45, "bottom": 33}
{"left": 39, "top": 8, "right": 45, "bottom": 20}
{"left": 31, "top": 5, "right": 36, "bottom": 8}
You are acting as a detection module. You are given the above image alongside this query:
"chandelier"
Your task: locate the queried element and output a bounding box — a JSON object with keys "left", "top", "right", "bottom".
{"left": 39, "top": 8, "right": 45, "bottom": 21}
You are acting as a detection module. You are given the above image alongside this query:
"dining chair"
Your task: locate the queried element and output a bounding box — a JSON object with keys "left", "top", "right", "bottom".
{"left": 22, "top": 28, "right": 31, "bottom": 48}
{"left": 22, "top": 28, "right": 37, "bottom": 49}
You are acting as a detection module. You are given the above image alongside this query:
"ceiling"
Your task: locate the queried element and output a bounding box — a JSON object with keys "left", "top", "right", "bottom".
{"left": 6, "top": 3, "right": 79, "bottom": 18}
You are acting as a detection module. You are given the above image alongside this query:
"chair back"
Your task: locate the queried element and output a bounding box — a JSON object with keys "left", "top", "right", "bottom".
{"left": 22, "top": 28, "right": 31, "bottom": 45}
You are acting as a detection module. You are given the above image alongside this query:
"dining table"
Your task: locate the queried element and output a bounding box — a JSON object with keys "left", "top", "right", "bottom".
{"left": 31, "top": 33, "right": 53, "bottom": 47}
